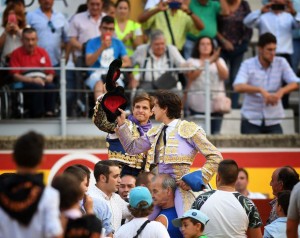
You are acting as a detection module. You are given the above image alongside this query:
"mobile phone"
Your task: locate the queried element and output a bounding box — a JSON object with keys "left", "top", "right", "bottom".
{"left": 168, "top": 1, "right": 182, "bottom": 10}
{"left": 271, "top": 4, "right": 285, "bottom": 11}
{"left": 104, "top": 33, "right": 111, "bottom": 41}
{"left": 8, "top": 12, "right": 17, "bottom": 24}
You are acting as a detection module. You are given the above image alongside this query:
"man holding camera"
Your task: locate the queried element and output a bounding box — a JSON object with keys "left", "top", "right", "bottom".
{"left": 85, "top": 15, "right": 131, "bottom": 100}
{"left": 138, "top": 0, "right": 204, "bottom": 52}
{"left": 244, "top": 0, "right": 299, "bottom": 63}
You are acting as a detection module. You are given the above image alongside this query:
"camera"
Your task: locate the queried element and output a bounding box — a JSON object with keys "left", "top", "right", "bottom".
{"left": 168, "top": 1, "right": 181, "bottom": 9}
{"left": 271, "top": 4, "right": 285, "bottom": 11}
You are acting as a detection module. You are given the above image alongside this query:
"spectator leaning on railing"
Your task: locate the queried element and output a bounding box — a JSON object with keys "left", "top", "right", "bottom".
{"left": 233, "top": 33, "right": 299, "bottom": 134}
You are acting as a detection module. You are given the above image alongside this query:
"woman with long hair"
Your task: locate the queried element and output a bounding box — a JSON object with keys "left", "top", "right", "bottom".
{"left": 186, "top": 36, "right": 229, "bottom": 135}
{"left": 0, "top": 2, "right": 26, "bottom": 66}
{"left": 114, "top": 0, "right": 143, "bottom": 56}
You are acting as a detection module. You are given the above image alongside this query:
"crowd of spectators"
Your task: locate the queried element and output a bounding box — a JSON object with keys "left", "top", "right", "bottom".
{"left": 1, "top": 130, "right": 300, "bottom": 237}
{"left": 0, "top": 0, "right": 300, "bottom": 135}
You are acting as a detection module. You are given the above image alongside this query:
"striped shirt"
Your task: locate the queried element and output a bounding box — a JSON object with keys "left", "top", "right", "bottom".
{"left": 233, "top": 56, "right": 299, "bottom": 126}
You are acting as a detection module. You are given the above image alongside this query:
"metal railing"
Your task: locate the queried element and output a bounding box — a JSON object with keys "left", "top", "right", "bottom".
{"left": 1, "top": 59, "right": 299, "bottom": 136}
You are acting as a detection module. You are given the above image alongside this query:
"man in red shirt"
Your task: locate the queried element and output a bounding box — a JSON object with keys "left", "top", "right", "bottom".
{"left": 9, "top": 27, "right": 56, "bottom": 118}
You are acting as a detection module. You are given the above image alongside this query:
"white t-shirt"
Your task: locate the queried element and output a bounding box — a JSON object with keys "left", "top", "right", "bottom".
{"left": 192, "top": 190, "right": 262, "bottom": 238}
{"left": 186, "top": 57, "right": 228, "bottom": 113}
{"left": 0, "top": 186, "right": 62, "bottom": 238}
{"left": 114, "top": 217, "right": 170, "bottom": 238}
{"left": 132, "top": 44, "right": 186, "bottom": 82}
{"left": 248, "top": 191, "right": 267, "bottom": 199}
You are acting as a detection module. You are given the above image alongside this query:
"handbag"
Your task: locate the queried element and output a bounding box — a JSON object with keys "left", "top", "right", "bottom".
{"left": 139, "top": 46, "right": 178, "bottom": 90}
{"left": 152, "top": 71, "right": 178, "bottom": 89}
{"left": 212, "top": 95, "right": 232, "bottom": 113}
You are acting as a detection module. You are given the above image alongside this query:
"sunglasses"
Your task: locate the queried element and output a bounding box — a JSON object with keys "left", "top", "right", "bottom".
{"left": 48, "top": 21, "right": 56, "bottom": 33}
{"left": 102, "top": 26, "right": 115, "bottom": 31}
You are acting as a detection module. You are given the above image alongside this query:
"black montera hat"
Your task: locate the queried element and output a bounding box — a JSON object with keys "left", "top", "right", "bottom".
{"left": 100, "top": 59, "right": 128, "bottom": 122}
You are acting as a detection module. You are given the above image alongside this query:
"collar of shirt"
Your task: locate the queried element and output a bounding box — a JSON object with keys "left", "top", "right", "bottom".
{"left": 255, "top": 56, "right": 274, "bottom": 70}
{"left": 62, "top": 208, "right": 82, "bottom": 219}
{"left": 90, "top": 184, "right": 115, "bottom": 201}
{"left": 21, "top": 46, "right": 37, "bottom": 56}
{"left": 165, "top": 119, "right": 179, "bottom": 139}
{"left": 149, "top": 47, "right": 167, "bottom": 61}
{"left": 37, "top": 7, "right": 55, "bottom": 16}
{"left": 87, "top": 11, "right": 105, "bottom": 21}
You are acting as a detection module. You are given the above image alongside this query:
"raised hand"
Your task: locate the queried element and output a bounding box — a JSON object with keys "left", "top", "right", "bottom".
{"left": 116, "top": 108, "right": 127, "bottom": 126}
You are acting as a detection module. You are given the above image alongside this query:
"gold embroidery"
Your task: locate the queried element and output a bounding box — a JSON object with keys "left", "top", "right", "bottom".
{"left": 147, "top": 124, "right": 163, "bottom": 136}
{"left": 159, "top": 154, "right": 195, "bottom": 165}
{"left": 108, "top": 151, "right": 145, "bottom": 169}
{"left": 92, "top": 100, "right": 116, "bottom": 133}
{"left": 178, "top": 120, "right": 202, "bottom": 138}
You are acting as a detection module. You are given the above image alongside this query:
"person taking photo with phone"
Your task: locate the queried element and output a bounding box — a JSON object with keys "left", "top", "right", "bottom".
{"left": 138, "top": 0, "right": 204, "bottom": 53}
{"left": 0, "top": 2, "right": 26, "bottom": 86}
{"left": 85, "top": 15, "right": 131, "bottom": 100}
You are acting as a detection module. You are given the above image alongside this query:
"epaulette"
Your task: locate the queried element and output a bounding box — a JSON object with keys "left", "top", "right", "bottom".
{"left": 178, "top": 120, "right": 201, "bottom": 139}
{"left": 147, "top": 124, "right": 163, "bottom": 136}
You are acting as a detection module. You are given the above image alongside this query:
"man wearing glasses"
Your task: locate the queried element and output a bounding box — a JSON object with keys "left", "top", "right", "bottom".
{"left": 85, "top": 15, "right": 131, "bottom": 100}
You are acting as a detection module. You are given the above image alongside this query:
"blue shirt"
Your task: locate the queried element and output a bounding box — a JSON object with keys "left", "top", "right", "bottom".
{"left": 26, "top": 8, "right": 69, "bottom": 66}
{"left": 91, "top": 196, "right": 114, "bottom": 235}
{"left": 233, "top": 56, "right": 299, "bottom": 126}
{"left": 85, "top": 36, "right": 127, "bottom": 75}
{"left": 264, "top": 217, "right": 287, "bottom": 238}
{"left": 158, "top": 207, "right": 183, "bottom": 238}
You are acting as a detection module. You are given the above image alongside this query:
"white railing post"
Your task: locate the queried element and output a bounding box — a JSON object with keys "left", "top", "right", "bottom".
{"left": 204, "top": 60, "right": 211, "bottom": 135}
{"left": 60, "top": 58, "right": 67, "bottom": 136}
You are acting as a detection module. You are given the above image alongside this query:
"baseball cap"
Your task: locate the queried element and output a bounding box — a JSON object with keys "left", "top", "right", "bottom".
{"left": 129, "top": 186, "right": 153, "bottom": 209}
{"left": 172, "top": 209, "right": 209, "bottom": 227}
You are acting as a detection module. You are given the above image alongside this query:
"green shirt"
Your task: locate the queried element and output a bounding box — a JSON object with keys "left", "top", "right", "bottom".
{"left": 115, "top": 19, "right": 142, "bottom": 56}
{"left": 143, "top": 8, "right": 198, "bottom": 50}
{"left": 200, "top": 235, "right": 208, "bottom": 238}
{"left": 188, "top": 0, "right": 221, "bottom": 40}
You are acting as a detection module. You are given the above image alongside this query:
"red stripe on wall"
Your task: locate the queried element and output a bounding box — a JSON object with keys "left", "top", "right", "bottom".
{"left": 1, "top": 151, "right": 299, "bottom": 170}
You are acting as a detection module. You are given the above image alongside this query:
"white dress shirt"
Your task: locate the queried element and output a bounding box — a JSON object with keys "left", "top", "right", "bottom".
{"left": 88, "top": 184, "right": 131, "bottom": 231}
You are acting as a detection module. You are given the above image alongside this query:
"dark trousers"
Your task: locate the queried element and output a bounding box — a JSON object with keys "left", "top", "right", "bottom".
{"left": 241, "top": 119, "right": 283, "bottom": 134}
{"left": 23, "top": 82, "right": 56, "bottom": 118}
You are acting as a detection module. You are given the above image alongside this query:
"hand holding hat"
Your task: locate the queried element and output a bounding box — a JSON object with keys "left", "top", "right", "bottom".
{"left": 100, "top": 59, "right": 128, "bottom": 122}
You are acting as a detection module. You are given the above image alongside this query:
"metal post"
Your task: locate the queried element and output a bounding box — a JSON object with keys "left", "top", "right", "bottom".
{"left": 204, "top": 60, "right": 211, "bottom": 135}
{"left": 298, "top": 82, "right": 300, "bottom": 134}
{"left": 60, "top": 58, "right": 67, "bottom": 137}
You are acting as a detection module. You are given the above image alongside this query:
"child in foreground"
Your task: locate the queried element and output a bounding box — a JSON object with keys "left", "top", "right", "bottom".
{"left": 172, "top": 209, "right": 209, "bottom": 238}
